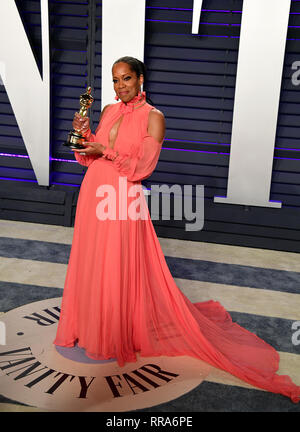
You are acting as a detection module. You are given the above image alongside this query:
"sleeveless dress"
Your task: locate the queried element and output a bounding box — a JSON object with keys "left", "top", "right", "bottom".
{"left": 53, "top": 97, "right": 300, "bottom": 403}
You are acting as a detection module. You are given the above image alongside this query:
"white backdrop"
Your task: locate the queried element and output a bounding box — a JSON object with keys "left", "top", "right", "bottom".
{"left": 0, "top": 0, "right": 292, "bottom": 210}
{"left": 101, "top": 0, "right": 146, "bottom": 108}
{"left": 214, "top": 0, "right": 291, "bottom": 208}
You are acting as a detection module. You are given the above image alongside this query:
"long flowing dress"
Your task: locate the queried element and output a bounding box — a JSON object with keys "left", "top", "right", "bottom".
{"left": 53, "top": 97, "right": 300, "bottom": 403}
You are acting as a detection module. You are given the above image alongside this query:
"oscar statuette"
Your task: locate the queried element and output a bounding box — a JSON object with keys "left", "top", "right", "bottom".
{"left": 63, "top": 86, "right": 94, "bottom": 149}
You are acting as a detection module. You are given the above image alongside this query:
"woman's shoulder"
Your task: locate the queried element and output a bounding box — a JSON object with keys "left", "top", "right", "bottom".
{"left": 148, "top": 106, "right": 164, "bottom": 118}
{"left": 143, "top": 103, "right": 165, "bottom": 121}
{"left": 99, "top": 102, "right": 119, "bottom": 122}
{"left": 145, "top": 104, "right": 165, "bottom": 142}
{"left": 147, "top": 105, "right": 165, "bottom": 126}
{"left": 101, "top": 103, "right": 117, "bottom": 115}
{"left": 143, "top": 101, "right": 162, "bottom": 113}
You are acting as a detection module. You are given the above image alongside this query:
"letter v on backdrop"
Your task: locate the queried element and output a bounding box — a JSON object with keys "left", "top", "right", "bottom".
{"left": 0, "top": 0, "right": 50, "bottom": 185}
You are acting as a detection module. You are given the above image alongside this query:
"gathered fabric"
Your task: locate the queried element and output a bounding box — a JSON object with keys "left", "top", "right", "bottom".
{"left": 119, "top": 91, "right": 146, "bottom": 114}
{"left": 54, "top": 97, "right": 300, "bottom": 404}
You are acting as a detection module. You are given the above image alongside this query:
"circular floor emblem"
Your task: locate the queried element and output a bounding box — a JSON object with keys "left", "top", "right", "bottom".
{"left": 0, "top": 298, "right": 211, "bottom": 412}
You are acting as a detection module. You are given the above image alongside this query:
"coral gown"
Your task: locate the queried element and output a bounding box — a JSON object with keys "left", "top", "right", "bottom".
{"left": 53, "top": 96, "right": 300, "bottom": 403}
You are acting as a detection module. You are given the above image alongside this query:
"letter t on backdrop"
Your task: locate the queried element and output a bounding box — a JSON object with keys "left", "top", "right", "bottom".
{"left": 101, "top": 0, "right": 146, "bottom": 109}
{"left": 214, "top": 0, "right": 291, "bottom": 208}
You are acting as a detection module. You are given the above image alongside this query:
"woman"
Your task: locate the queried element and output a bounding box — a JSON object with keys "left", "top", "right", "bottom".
{"left": 54, "top": 56, "right": 299, "bottom": 403}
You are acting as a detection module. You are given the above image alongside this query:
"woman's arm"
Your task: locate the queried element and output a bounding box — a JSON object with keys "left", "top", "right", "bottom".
{"left": 102, "top": 108, "right": 165, "bottom": 182}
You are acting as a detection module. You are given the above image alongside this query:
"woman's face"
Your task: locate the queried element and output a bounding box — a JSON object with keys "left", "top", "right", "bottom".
{"left": 112, "top": 62, "right": 143, "bottom": 103}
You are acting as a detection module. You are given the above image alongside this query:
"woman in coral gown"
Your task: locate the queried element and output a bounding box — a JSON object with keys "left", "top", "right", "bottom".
{"left": 54, "top": 56, "right": 300, "bottom": 403}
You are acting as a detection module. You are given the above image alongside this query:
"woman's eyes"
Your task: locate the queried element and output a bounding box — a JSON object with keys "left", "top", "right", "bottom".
{"left": 113, "top": 76, "right": 131, "bottom": 83}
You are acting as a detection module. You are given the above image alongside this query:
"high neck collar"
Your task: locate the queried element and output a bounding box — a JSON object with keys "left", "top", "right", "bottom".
{"left": 119, "top": 91, "right": 146, "bottom": 114}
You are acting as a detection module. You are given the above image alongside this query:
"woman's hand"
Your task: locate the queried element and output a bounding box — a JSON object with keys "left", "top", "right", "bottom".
{"left": 73, "top": 112, "right": 90, "bottom": 136}
{"left": 72, "top": 142, "right": 106, "bottom": 156}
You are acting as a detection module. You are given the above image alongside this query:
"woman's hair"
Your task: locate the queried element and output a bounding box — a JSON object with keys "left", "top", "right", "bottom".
{"left": 113, "top": 56, "right": 153, "bottom": 105}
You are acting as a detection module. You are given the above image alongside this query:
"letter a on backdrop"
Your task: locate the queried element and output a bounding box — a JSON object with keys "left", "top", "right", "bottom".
{"left": 0, "top": 0, "right": 50, "bottom": 185}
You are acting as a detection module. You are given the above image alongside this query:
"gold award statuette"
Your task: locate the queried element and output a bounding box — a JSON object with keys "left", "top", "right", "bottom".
{"left": 64, "top": 86, "right": 94, "bottom": 149}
